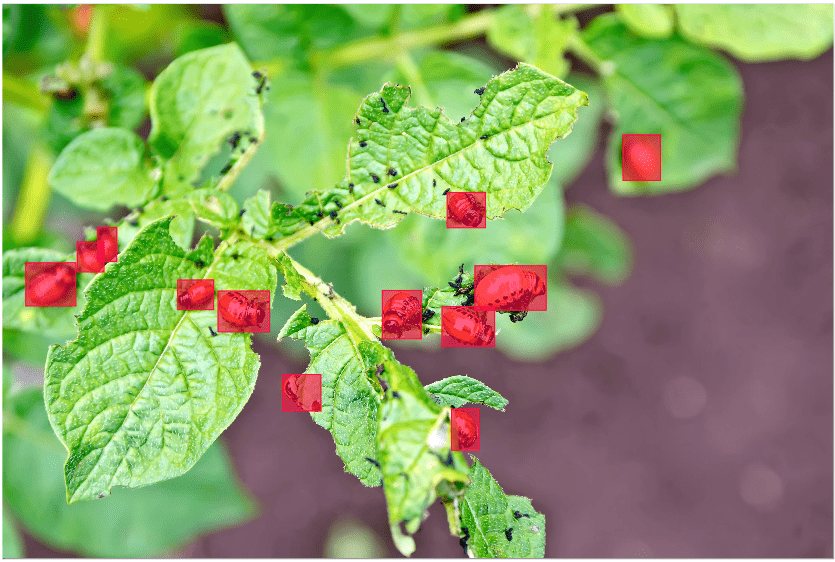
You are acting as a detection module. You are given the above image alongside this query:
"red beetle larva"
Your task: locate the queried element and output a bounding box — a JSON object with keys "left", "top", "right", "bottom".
{"left": 218, "top": 291, "right": 265, "bottom": 327}
{"left": 447, "top": 192, "right": 485, "bottom": 227}
{"left": 382, "top": 292, "right": 422, "bottom": 337}
{"left": 475, "top": 265, "right": 545, "bottom": 310}
{"left": 451, "top": 408, "right": 479, "bottom": 450}
{"left": 441, "top": 307, "right": 494, "bottom": 347}
{"left": 177, "top": 280, "right": 214, "bottom": 309}
{"left": 26, "top": 263, "right": 76, "bottom": 307}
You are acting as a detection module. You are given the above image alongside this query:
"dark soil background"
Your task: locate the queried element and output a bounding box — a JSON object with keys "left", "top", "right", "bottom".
{"left": 24, "top": 37, "right": 833, "bottom": 562}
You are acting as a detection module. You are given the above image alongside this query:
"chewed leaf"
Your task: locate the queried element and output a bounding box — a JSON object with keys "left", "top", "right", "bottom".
{"left": 44, "top": 218, "right": 276, "bottom": 503}
{"left": 270, "top": 63, "right": 588, "bottom": 238}
{"left": 425, "top": 376, "right": 508, "bottom": 411}
{"left": 460, "top": 458, "right": 545, "bottom": 558}
{"left": 277, "top": 305, "right": 382, "bottom": 487}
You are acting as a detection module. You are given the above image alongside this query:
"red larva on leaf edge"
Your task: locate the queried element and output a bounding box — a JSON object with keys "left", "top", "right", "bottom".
{"left": 453, "top": 410, "right": 479, "bottom": 449}
{"left": 475, "top": 266, "right": 545, "bottom": 310}
{"left": 382, "top": 292, "right": 422, "bottom": 337}
{"left": 27, "top": 263, "right": 76, "bottom": 306}
{"left": 447, "top": 192, "right": 485, "bottom": 227}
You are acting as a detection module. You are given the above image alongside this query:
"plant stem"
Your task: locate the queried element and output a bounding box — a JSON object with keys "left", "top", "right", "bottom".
{"left": 567, "top": 33, "right": 611, "bottom": 76}
{"left": 84, "top": 5, "right": 108, "bottom": 63}
{"left": 312, "top": 4, "right": 594, "bottom": 71}
{"left": 3, "top": 73, "right": 50, "bottom": 113}
{"left": 9, "top": 144, "right": 53, "bottom": 246}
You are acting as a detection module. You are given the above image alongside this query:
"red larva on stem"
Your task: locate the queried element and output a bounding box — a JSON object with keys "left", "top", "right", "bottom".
{"left": 448, "top": 192, "right": 485, "bottom": 227}
{"left": 442, "top": 307, "right": 494, "bottom": 346}
{"left": 218, "top": 291, "right": 265, "bottom": 327}
{"left": 475, "top": 266, "right": 545, "bottom": 310}
{"left": 178, "top": 280, "right": 214, "bottom": 309}
{"left": 382, "top": 292, "right": 422, "bottom": 337}
{"left": 27, "top": 263, "right": 76, "bottom": 306}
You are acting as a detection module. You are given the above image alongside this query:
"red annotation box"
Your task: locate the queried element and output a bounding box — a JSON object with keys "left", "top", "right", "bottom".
{"left": 76, "top": 241, "right": 105, "bottom": 273}
{"left": 474, "top": 264, "right": 547, "bottom": 311}
{"left": 177, "top": 279, "right": 215, "bottom": 311}
{"left": 446, "top": 191, "right": 487, "bottom": 229}
{"left": 97, "top": 226, "right": 118, "bottom": 263}
{"left": 381, "top": 289, "right": 423, "bottom": 340}
{"left": 622, "top": 134, "right": 661, "bottom": 182}
{"left": 282, "top": 374, "right": 322, "bottom": 412}
{"left": 451, "top": 408, "right": 480, "bottom": 452}
{"left": 25, "top": 262, "right": 77, "bottom": 307}
{"left": 217, "top": 290, "right": 270, "bottom": 333}
{"left": 441, "top": 306, "right": 495, "bottom": 348}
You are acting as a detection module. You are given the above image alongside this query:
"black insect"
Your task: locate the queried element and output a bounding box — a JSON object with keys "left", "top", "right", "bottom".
{"left": 480, "top": 135, "right": 489, "bottom": 140}
{"left": 348, "top": 183, "right": 355, "bottom": 193}
{"left": 195, "top": 260, "right": 204, "bottom": 269}
{"left": 266, "top": 237, "right": 274, "bottom": 242}
{"left": 463, "top": 293, "right": 475, "bottom": 306}
{"left": 239, "top": 209, "right": 247, "bottom": 216}
{"left": 359, "top": 141, "right": 367, "bottom": 148}
{"left": 474, "top": 87, "right": 485, "bottom": 95}
{"left": 365, "top": 457, "right": 381, "bottom": 468}
{"left": 422, "top": 308, "right": 435, "bottom": 322}
{"left": 380, "top": 97, "right": 390, "bottom": 113}
{"left": 442, "top": 188, "right": 450, "bottom": 195}
{"left": 513, "top": 510, "right": 531, "bottom": 519}
{"left": 509, "top": 310, "right": 528, "bottom": 323}
{"left": 310, "top": 317, "right": 320, "bottom": 325}
{"left": 356, "top": 117, "right": 361, "bottom": 125}
{"left": 433, "top": 179, "right": 436, "bottom": 187}
{"left": 448, "top": 281, "right": 460, "bottom": 290}
{"left": 460, "top": 117, "right": 466, "bottom": 122}
{"left": 220, "top": 163, "right": 233, "bottom": 174}
{"left": 308, "top": 220, "right": 315, "bottom": 226}
{"left": 254, "top": 71, "right": 268, "bottom": 94}
{"left": 335, "top": 219, "right": 341, "bottom": 224}
{"left": 232, "top": 253, "right": 240, "bottom": 260}
{"left": 329, "top": 210, "right": 338, "bottom": 219}
{"left": 371, "top": 173, "right": 380, "bottom": 183}
{"left": 505, "top": 528, "right": 513, "bottom": 541}
{"left": 228, "top": 132, "right": 241, "bottom": 149}
{"left": 460, "top": 527, "right": 469, "bottom": 550}
{"left": 388, "top": 168, "right": 397, "bottom": 176}
{"left": 387, "top": 183, "right": 398, "bottom": 189}
{"left": 129, "top": 220, "right": 139, "bottom": 227}
{"left": 374, "top": 198, "right": 385, "bottom": 207}
{"left": 334, "top": 200, "right": 343, "bottom": 209}
{"left": 208, "top": 326, "right": 217, "bottom": 337}
{"left": 423, "top": 327, "right": 430, "bottom": 335}
{"left": 316, "top": 211, "right": 324, "bottom": 218}
{"left": 391, "top": 391, "right": 400, "bottom": 399}
{"left": 392, "top": 209, "right": 408, "bottom": 215}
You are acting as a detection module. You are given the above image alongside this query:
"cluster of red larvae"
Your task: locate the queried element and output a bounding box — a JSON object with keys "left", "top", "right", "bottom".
{"left": 381, "top": 264, "right": 548, "bottom": 348}
{"left": 177, "top": 279, "right": 270, "bottom": 334}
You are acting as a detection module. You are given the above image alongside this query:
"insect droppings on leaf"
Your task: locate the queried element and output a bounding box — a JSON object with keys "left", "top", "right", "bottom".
{"left": 329, "top": 210, "right": 337, "bottom": 219}
{"left": 460, "top": 117, "right": 466, "bottom": 122}
{"left": 359, "top": 141, "right": 367, "bottom": 148}
{"left": 388, "top": 168, "right": 397, "bottom": 176}
{"left": 474, "top": 87, "right": 485, "bottom": 95}
{"left": 423, "top": 327, "right": 430, "bottom": 335}
{"left": 129, "top": 220, "right": 139, "bottom": 227}
{"left": 422, "top": 308, "right": 435, "bottom": 322}
{"left": 316, "top": 211, "right": 324, "bottom": 218}
{"left": 355, "top": 117, "right": 361, "bottom": 125}
{"left": 365, "top": 457, "right": 380, "bottom": 468}
{"left": 391, "top": 391, "right": 400, "bottom": 398}
{"left": 232, "top": 253, "right": 240, "bottom": 260}
{"left": 310, "top": 317, "right": 319, "bottom": 325}
{"left": 374, "top": 198, "right": 385, "bottom": 207}
{"left": 513, "top": 510, "right": 530, "bottom": 519}
{"left": 194, "top": 260, "right": 204, "bottom": 269}
{"left": 387, "top": 183, "right": 398, "bottom": 189}
{"left": 334, "top": 200, "right": 342, "bottom": 209}
{"left": 308, "top": 220, "right": 315, "bottom": 226}
{"left": 220, "top": 163, "right": 232, "bottom": 174}
{"left": 392, "top": 209, "right": 407, "bottom": 215}
{"left": 442, "top": 188, "right": 450, "bottom": 195}
{"left": 380, "top": 97, "right": 389, "bottom": 113}
{"left": 480, "top": 135, "right": 489, "bottom": 140}
{"left": 161, "top": 195, "right": 169, "bottom": 202}
{"left": 460, "top": 527, "right": 469, "bottom": 550}
{"left": 505, "top": 528, "right": 513, "bottom": 541}
{"left": 228, "top": 131, "right": 241, "bottom": 149}
{"left": 371, "top": 173, "right": 380, "bottom": 183}
{"left": 433, "top": 179, "right": 436, "bottom": 187}
{"left": 348, "top": 183, "right": 355, "bottom": 193}
{"left": 208, "top": 326, "right": 217, "bottom": 337}
{"left": 239, "top": 209, "right": 246, "bottom": 216}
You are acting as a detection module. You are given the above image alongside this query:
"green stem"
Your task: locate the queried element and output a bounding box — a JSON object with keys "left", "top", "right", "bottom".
{"left": 567, "top": 33, "right": 610, "bottom": 76}
{"left": 312, "top": 4, "right": 593, "bottom": 71}
{"left": 9, "top": 145, "right": 53, "bottom": 245}
{"left": 84, "top": 5, "right": 108, "bottom": 63}
{"left": 3, "top": 73, "right": 50, "bottom": 113}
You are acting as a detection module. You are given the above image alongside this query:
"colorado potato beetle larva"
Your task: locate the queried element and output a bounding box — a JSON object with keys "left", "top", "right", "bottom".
{"left": 382, "top": 292, "right": 422, "bottom": 337}
{"left": 452, "top": 409, "right": 479, "bottom": 449}
{"left": 178, "top": 280, "right": 214, "bottom": 309}
{"left": 218, "top": 291, "right": 265, "bottom": 327}
{"left": 447, "top": 192, "right": 485, "bottom": 227}
{"left": 26, "top": 263, "right": 76, "bottom": 306}
{"left": 441, "top": 307, "right": 494, "bottom": 346}
{"left": 475, "top": 265, "right": 545, "bottom": 310}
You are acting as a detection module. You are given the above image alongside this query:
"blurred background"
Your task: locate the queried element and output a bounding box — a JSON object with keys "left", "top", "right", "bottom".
{"left": 3, "top": 4, "right": 832, "bottom": 558}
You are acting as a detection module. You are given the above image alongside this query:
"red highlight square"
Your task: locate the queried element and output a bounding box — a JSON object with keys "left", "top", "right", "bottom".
{"left": 451, "top": 408, "right": 480, "bottom": 452}
{"left": 97, "top": 226, "right": 118, "bottom": 263}
{"left": 76, "top": 241, "right": 105, "bottom": 273}
{"left": 281, "top": 374, "right": 323, "bottom": 412}
{"left": 381, "top": 289, "right": 423, "bottom": 340}
{"left": 440, "top": 306, "right": 495, "bottom": 348}
{"left": 446, "top": 191, "right": 487, "bottom": 228}
{"left": 24, "top": 262, "right": 77, "bottom": 307}
{"left": 217, "top": 290, "right": 270, "bottom": 333}
{"left": 473, "top": 264, "right": 547, "bottom": 311}
{"left": 622, "top": 134, "right": 661, "bottom": 181}
{"left": 177, "top": 279, "right": 215, "bottom": 311}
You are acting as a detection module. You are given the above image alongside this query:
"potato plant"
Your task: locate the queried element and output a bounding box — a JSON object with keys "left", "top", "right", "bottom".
{"left": 3, "top": 4, "right": 832, "bottom": 558}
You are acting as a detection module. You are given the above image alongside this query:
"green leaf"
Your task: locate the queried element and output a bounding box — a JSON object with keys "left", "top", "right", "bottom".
{"left": 675, "top": 4, "right": 834, "bottom": 62}
{"left": 3, "top": 504, "right": 23, "bottom": 558}
{"left": 425, "top": 376, "right": 508, "bottom": 411}
{"left": 488, "top": 6, "right": 576, "bottom": 78}
{"left": 43, "top": 217, "right": 276, "bottom": 502}
{"left": 4, "top": 387, "right": 256, "bottom": 557}
{"left": 186, "top": 189, "right": 240, "bottom": 230}
{"left": 616, "top": 4, "right": 675, "bottom": 39}
{"left": 276, "top": 305, "right": 382, "bottom": 487}
{"left": 2, "top": 248, "right": 87, "bottom": 338}
{"left": 274, "top": 252, "right": 306, "bottom": 301}
{"left": 494, "top": 282, "right": 602, "bottom": 362}
{"left": 100, "top": 63, "right": 148, "bottom": 131}
{"left": 43, "top": 95, "right": 86, "bottom": 155}
{"left": 47, "top": 127, "right": 157, "bottom": 212}
{"left": 583, "top": 14, "right": 743, "bottom": 195}
{"left": 173, "top": 21, "right": 228, "bottom": 57}
{"left": 149, "top": 43, "right": 263, "bottom": 197}
{"left": 556, "top": 204, "right": 633, "bottom": 285}
{"left": 116, "top": 198, "right": 196, "bottom": 252}
{"left": 241, "top": 189, "right": 280, "bottom": 239}
{"left": 548, "top": 74, "right": 604, "bottom": 187}
{"left": 341, "top": 4, "right": 395, "bottom": 29}
{"left": 271, "top": 63, "right": 588, "bottom": 239}
{"left": 359, "top": 342, "right": 470, "bottom": 557}
{"left": 459, "top": 458, "right": 545, "bottom": 558}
